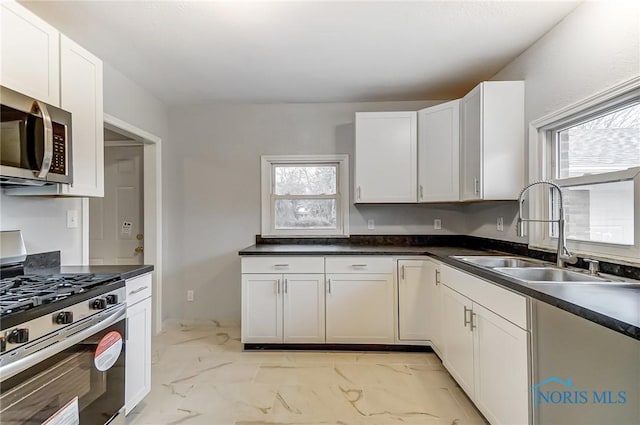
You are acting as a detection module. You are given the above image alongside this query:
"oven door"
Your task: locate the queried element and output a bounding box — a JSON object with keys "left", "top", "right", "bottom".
{"left": 0, "top": 305, "right": 126, "bottom": 425}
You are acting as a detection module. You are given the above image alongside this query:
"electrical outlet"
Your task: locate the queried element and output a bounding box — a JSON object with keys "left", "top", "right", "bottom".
{"left": 434, "top": 219, "right": 442, "bottom": 230}
{"left": 497, "top": 217, "right": 504, "bottom": 232}
{"left": 66, "top": 210, "right": 78, "bottom": 228}
{"left": 367, "top": 219, "right": 375, "bottom": 230}
{"left": 187, "top": 290, "right": 194, "bottom": 302}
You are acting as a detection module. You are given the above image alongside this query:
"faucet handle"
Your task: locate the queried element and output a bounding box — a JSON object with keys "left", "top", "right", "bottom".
{"left": 584, "top": 259, "right": 600, "bottom": 275}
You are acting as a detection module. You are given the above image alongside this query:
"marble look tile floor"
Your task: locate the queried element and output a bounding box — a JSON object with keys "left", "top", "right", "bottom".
{"left": 126, "top": 323, "right": 489, "bottom": 425}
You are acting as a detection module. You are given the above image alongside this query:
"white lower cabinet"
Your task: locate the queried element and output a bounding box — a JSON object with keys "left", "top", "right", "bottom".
{"left": 440, "top": 266, "right": 530, "bottom": 425}
{"left": 398, "top": 260, "right": 431, "bottom": 342}
{"left": 241, "top": 273, "right": 325, "bottom": 343}
{"left": 125, "top": 273, "right": 152, "bottom": 415}
{"left": 325, "top": 273, "right": 394, "bottom": 343}
{"left": 441, "top": 284, "right": 476, "bottom": 397}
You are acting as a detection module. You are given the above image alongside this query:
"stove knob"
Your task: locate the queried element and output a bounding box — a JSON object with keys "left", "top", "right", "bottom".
{"left": 54, "top": 311, "right": 74, "bottom": 324}
{"left": 91, "top": 298, "right": 108, "bottom": 310}
{"left": 106, "top": 294, "right": 118, "bottom": 305}
{"left": 7, "top": 328, "right": 29, "bottom": 344}
{"left": 0, "top": 336, "right": 6, "bottom": 353}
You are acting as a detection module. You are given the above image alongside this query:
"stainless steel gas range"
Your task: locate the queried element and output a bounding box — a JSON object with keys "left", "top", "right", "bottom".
{"left": 0, "top": 268, "right": 127, "bottom": 425}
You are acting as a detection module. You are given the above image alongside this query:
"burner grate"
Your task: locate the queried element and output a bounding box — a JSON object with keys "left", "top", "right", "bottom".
{"left": 0, "top": 273, "right": 120, "bottom": 316}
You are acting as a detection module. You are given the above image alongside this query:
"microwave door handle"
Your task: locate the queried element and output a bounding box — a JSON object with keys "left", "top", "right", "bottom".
{"left": 30, "top": 100, "right": 53, "bottom": 178}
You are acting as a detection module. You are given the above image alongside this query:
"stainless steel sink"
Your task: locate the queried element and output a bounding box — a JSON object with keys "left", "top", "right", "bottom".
{"left": 453, "top": 256, "right": 544, "bottom": 268}
{"left": 492, "top": 267, "right": 611, "bottom": 283}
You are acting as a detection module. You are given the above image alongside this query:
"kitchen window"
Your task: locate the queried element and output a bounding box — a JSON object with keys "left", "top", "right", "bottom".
{"left": 530, "top": 78, "right": 640, "bottom": 262}
{"left": 261, "top": 155, "right": 349, "bottom": 237}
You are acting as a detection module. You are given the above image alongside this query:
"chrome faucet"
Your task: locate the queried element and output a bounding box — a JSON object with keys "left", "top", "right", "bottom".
{"left": 516, "top": 181, "right": 577, "bottom": 268}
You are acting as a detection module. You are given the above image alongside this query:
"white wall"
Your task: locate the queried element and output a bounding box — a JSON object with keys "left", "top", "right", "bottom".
{"left": 0, "top": 195, "right": 83, "bottom": 264}
{"left": 165, "top": 101, "right": 469, "bottom": 322}
{"left": 464, "top": 0, "right": 640, "bottom": 243}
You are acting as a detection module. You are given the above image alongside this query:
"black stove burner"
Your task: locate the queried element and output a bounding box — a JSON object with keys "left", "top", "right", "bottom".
{"left": 0, "top": 273, "right": 120, "bottom": 316}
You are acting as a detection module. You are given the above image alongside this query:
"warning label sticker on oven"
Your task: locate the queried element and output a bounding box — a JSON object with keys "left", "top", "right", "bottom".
{"left": 42, "top": 396, "right": 79, "bottom": 425}
{"left": 94, "top": 331, "right": 123, "bottom": 372}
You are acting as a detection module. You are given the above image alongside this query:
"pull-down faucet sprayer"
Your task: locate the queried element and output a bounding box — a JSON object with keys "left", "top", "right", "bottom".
{"left": 516, "top": 181, "right": 577, "bottom": 268}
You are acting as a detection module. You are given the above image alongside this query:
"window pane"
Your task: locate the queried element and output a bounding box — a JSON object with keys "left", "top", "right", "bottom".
{"left": 274, "top": 199, "right": 337, "bottom": 229}
{"left": 557, "top": 103, "right": 640, "bottom": 178}
{"left": 559, "top": 180, "right": 634, "bottom": 245}
{"left": 274, "top": 166, "right": 336, "bottom": 195}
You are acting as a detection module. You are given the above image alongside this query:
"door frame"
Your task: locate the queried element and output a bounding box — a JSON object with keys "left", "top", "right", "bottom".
{"left": 82, "top": 113, "right": 163, "bottom": 334}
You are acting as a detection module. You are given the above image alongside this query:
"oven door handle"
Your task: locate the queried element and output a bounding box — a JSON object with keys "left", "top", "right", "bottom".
{"left": 0, "top": 304, "right": 126, "bottom": 382}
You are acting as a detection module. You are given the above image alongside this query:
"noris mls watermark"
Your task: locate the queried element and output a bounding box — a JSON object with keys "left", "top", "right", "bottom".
{"left": 531, "top": 377, "right": 627, "bottom": 406}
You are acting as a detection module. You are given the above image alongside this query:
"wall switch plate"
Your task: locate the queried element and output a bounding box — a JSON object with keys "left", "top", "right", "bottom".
{"left": 497, "top": 217, "right": 504, "bottom": 232}
{"left": 66, "top": 210, "right": 79, "bottom": 228}
{"left": 367, "top": 219, "right": 375, "bottom": 230}
{"left": 187, "top": 290, "right": 194, "bottom": 302}
{"left": 434, "top": 219, "right": 442, "bottom": 230}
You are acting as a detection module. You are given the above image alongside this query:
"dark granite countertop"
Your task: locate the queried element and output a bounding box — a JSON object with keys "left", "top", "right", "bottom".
{"left": 59, "top": 264, "right": 154, "bottom": 280}
{"left": 239, "top": 243, "right": 640, "bottom": 340}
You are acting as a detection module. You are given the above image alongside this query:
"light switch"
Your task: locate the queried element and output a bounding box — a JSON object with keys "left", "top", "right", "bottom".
{"left": 67, "top": 210, "right": 79, "bottom": 228}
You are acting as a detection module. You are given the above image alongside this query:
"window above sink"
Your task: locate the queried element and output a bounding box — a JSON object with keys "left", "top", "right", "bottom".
{"left": 529, "top": 76, "right": 640, "bottom": 264}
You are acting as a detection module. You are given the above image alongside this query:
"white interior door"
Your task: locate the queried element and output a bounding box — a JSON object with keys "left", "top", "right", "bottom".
{"left": 90, "top": 145, "right": 144, "bottom": 265}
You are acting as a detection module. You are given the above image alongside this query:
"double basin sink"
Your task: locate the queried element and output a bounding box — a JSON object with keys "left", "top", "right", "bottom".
{"left": 452, "top": 256, "right": 638, "bottom": 287}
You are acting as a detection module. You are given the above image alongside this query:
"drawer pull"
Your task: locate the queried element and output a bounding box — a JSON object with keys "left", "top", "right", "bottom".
{"left": 273, "top": 264, "right": 290, "bottom": 268}
{"left": 129, "top": 286, "right": 149, "bottom": 296}
{"left": 351, "top": 264, "right": 368, "bottom": 268}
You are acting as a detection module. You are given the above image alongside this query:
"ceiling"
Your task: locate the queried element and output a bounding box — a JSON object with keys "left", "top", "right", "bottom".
{"left": 21, "top": 1, "right": 580, "bottom": 105}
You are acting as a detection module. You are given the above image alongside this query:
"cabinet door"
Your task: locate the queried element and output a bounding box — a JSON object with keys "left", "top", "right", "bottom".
{"left": 417, "top": 100, "right": 460, "bottom": 202}
{"left": 325, "top": 273, "right": 394, "bottom": 343}
{"left": 473, "top": 303, "right": 529, "bottom": 425}
{"left": 241, "top": 274, "right": 283, "bottom": 343}
{"left": 354, "top": 112, "right": 417, "bottom": 203}
{"left": 0, "top": 1, "right": 59, "bottom": 104}
{"left": 60, "top": 35, "right": 104, "bottom": 197}
{"left": 283, "top": 274, "right": 325, "bottom": 343}
{"left": 424, "top": 262, "right": 442, "bottom": 353}
{"left": 441, "top": 285, "right": 475, "bottom": 398}
{"left": 460, "top": 84, "right": 483, "bottom": 201}
{"left": 398, "top": 260, "right": 429, "bottom": 341}
{"left": 126, "top": 296, "right": 152, "bottom": 414}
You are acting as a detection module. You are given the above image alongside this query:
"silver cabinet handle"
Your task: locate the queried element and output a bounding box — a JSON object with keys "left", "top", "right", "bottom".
{"left": 420, "top": 185, "right": 424, "bottom": 200}
{"left": 30, "top": 100, "right": 53, "bottom": 178}
{"left": 327, "top": 278, "right": 331, "bottom": 294}
{"left": 470, "top": 312, "right": 477, "bottom": 331}
{"left": 473, "top": 178, "right": 480, "bottom": 196}
{"left": 463, "top": 306, "right": 472, "bottom": 327}
{"left": 435, "top": 269, "right": 441, "bottom": 285}
{"left": 284, "top": 278, "right": 288, "bottom": 294}
{"left": 401, "top": 265, "right": 405, "bottom": 280}
{"left": 128, "top": 286, "right": 149, "bottom": 296}
{"left": 276, "top": 279, "right": 281, "bottom": 294}
{"left": 357, "top": 186, "right": 362, "bottom": 201}
{"left": 351, "top": 264, "right": 368, "bottom": 268}
{"left": 273, "top": 264, "right": 289, "bottom": 268}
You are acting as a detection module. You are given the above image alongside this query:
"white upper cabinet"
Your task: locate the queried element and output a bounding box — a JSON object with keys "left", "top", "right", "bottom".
{"left": 58, "top": 35, "right": 104, "bottom": 197}
{"left": 354, "top": 111, "right": 417, "bottom": 203}
{"left": 0, "top": 1, "right": 60, "bottom": 105}
{"left": 460, "top": 81, "right": 524, "bottom": 201}
{"left": 417, "top": 100, "right": 460, "bottom": 202}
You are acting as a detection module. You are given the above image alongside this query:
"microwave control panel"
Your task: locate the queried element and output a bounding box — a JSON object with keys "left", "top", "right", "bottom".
{"left": 50, "top": 123, "right": 66, "bottom": 175}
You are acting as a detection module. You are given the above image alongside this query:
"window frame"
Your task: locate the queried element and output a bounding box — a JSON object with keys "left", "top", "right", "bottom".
{"left": 261, "top": 154, "right": 350, "bottom": 238}
{"left": 528, "top": 77, "right": 640, "bottom": 264}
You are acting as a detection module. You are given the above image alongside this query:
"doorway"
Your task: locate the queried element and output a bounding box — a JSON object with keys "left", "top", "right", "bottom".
{"left": 82, "top": 114, "right": 163, "bottom": 334}
{"left": 90, "top": 143, "right": 144, "bottom": 265}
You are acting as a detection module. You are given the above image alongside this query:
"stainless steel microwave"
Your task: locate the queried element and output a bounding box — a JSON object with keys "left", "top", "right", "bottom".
{"left": 0, "top": 86, "right": 73, "bottom": 186}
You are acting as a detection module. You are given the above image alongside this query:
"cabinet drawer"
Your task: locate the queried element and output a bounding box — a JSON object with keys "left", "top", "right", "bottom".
{"left": 241, "top": 257, "right": 324, "bottom": 274}
{"left": 325, "top": 257, "right": 393, "bottom": 274}
{"left": 440, "top": 265, "right": 527, "bottom": 329}
{"left": 126, "top": 273, "right": 152, "bottom": 305}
